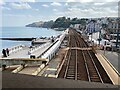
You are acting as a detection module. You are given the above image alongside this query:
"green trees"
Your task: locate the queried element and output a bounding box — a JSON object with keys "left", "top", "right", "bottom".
{"left": 51, "top": 17, "right": 71, "bottom": 28}
{"left": 26, "top": 16, "right": 88, "bottom": 29}
{"left": 51, "top": 17, "right": 87, "bottom": 28}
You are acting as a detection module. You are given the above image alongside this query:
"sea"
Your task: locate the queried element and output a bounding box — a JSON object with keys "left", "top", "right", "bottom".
{"left": 0, "top": 27, "right": 62, "bottom": 52}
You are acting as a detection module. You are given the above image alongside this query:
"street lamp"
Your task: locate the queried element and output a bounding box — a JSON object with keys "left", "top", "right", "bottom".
{"left": 116, "top": 22, "right": 119, "bottom": 48}
{"left": 98, "top": 28, "right": 102, "bottom": 45}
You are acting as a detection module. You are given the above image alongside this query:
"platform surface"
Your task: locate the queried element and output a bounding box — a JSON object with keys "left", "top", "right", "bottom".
{"left": 97, "top": 50, "right": 119, "bottom": 73}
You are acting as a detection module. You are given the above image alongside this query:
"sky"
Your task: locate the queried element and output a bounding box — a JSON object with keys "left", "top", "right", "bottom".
{"left": 0, "top": 0, "right": 119, "bottom": 27}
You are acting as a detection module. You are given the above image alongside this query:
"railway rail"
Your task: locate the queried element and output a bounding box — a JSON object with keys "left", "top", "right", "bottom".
{"left": 58, "top": 29, "right": 112, "bottom": 84}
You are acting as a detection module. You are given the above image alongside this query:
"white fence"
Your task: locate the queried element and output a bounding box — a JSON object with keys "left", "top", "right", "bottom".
{"left": 9, "top": 44, "right": 25, "bottom": 54}
{"left": 29, "top": 42, "right": 51, "bottom": 53}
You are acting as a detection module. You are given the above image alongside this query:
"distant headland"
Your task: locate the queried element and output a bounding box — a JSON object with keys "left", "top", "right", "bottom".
{"left": 25, "top": 16, "right": 88, "bottom": 30}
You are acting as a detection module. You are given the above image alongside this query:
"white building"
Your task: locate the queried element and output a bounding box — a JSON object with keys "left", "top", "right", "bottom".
{"left": 85, "top": 20, "right": 101, "bottom": 33}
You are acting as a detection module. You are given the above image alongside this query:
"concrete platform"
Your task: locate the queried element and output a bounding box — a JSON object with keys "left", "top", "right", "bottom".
{"left": 97, "top": 50, "right": 119, "bottom": 74}
{"left": 95, "top": 52, "right": 120, "bottom": 85}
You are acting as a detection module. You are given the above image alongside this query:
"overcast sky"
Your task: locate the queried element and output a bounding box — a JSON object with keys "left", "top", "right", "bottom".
{"left": 0, "top": 0, "right": 119, "bottom": 27}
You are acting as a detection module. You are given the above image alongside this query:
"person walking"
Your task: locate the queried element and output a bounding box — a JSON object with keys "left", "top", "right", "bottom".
{"left": 6, "top": 48, "right": 9, "bottom": 56}
{"left": 2, "top": 49, "right": 7, "bottom": 57}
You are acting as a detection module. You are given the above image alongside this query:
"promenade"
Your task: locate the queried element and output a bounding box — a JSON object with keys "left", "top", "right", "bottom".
{"left": 1, "top": 42, "right": 53, "bottom": 59}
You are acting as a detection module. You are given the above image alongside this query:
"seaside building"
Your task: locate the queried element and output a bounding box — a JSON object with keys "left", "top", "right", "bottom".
{"left": 85, "top": 19, "right": 101, "bottom": 34}
{"left": 108, "top": 20, "right": 120, "bottom": 47}
{"left": 74, "top": 24, "right": 81, "bottom": 29}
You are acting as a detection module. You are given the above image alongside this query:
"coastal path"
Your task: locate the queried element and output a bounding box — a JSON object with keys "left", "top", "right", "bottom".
{"left": 0, "top": 42, "right": 53, "bottom": 59}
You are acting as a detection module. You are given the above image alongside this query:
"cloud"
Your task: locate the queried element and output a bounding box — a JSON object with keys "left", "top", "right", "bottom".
{"left": 66, "top": 0, "right": 119, "bottom": 2}
{"left": 10, "top": 2, "right": 31, "bottom": 9}
{"left": 42, "top": 4, "right": 49, "bottom": 7}
{"left": 1, "top": 6, "right": 11, "bottom": 10}
{"left": 67, "top": 0, "right": 93, "bottom": 2}
{"left": 51, "top": 2, "right": 62, "bottom": 6}
{"left": 34, "top": 9, "right": 39, "bottom": 11}
{"left": 0, "top": 0, "right": 5, "bottom": 5}
{"left": 94, "top": 2, "right": 105, "bottom": 5}
{"left": 65, "top": 3, "right": 68, "bottom": 6}
{"left": 20, "top": 0, "right": 36, "bottom": 2}
{"left": 55, "top": 2, "right": 118, "bottom": 18}
{"left": 53, "top": 9, "right": 58, "bottom": 12}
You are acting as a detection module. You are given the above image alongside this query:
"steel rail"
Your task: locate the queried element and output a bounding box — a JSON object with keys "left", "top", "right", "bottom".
{"left": 63, "top": 49, "right": 71, "bottom": 78}
{"left": 82, "top": 51, "right": 91, "bottom": 82}
{"left": 75, "top": 49, "right": 77, "bottom": 80}
{"left": 81, "top": 34, "right": 104, "bottom": 83}
{"left": 73, "top": 30, "right": 91, "bottom": 81}
{"left": 87, "top": 50, "right": 104, "bottom": 83}
{"left": 72, "top": 30, "right": 78, "bottom": 80}
{"left": 76, "top": 30, "right": 91, "bottom": 81}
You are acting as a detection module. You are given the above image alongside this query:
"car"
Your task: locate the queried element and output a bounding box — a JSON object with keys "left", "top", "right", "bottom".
{"left": 105, "top": 43, "right": 112, "bottom": 51}
{"left": 111, "top": 43, "right": 120, "bottom": 51}
{"left": 100, "top": 41, "right": 112, "bottom": 51}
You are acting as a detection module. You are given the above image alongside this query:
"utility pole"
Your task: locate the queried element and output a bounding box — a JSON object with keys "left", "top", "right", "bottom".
{"left": 116, "top": 21, "right": 119, "bottom": 48}
{"left": 99, "top": 28, "right": 101, "bottom": 45}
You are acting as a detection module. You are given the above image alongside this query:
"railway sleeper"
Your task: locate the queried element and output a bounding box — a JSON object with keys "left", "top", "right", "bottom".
{"left": 88, "top": 69, "right": 96, "bottom": 72}
{"left": 67, "top": 72, "right": 75, "bottom": 74}
{"left": 68, "top": 69, "right": 75, "bottom": 71}
{"left": 67, "top": 71, "right": 75, "bottom": 73}
{"left": 66, "top": 77, "right": 75, "bottom": 79}
{"left": 69, "top": 65, "right": 75, "bottom": 67}
{"left": 68, "top": 67, "right": 75, "bottom": 69}
{"left": 67, "top": 71, "right": 75, "bottom": 74}
{"left": 91, "top": 73, "right": 98, "bottom": 76}
{"left": 91, "top": 79, "right": 101, "bottom": 82}
{"left": 92, "top": 75, "right": 99, "bottom": 77}
{"left": 68, "top": 69, "right": 74, "bottom": 71}
{"left": 67, "top": 74, "right": 75, "bottom": 77}
{"left": 91, "top": 77, "right": 100, "bottom": 79}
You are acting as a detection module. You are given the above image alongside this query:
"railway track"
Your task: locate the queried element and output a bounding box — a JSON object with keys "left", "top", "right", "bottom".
{"left": 58, "top": 29, "right": 112, "bottom": 84}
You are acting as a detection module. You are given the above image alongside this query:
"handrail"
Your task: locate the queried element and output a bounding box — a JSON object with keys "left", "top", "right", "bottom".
{"left": 29, "top": 42, "right": 51, "bottom": 53}
{"left": 1, "top": 44, "right": 25, "bottom": 57}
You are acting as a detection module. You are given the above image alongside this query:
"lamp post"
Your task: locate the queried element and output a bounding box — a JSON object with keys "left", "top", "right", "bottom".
{"left": 116, "top": 22, "right": 119, "bottom": 48}
{"left": 104, "top": 41, "right": 106, "bottom": 55}
{"left": 98, "top": 27, "right": 102, "bottom": 45}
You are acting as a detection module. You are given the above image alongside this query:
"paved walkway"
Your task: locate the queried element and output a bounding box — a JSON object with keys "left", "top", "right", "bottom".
{"left": 97, "top": 50, "right": 119, "bottom": 73}
{"left": 1, "top": 42, "right": 52, "bottom": 59}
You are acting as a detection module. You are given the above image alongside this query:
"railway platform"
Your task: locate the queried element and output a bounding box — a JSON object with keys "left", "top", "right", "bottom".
{"left": 97, "top": 50, "right": 119, "bottom": 73}
{"left": 95, "top": 52, "right": 119, "bottom": 85}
